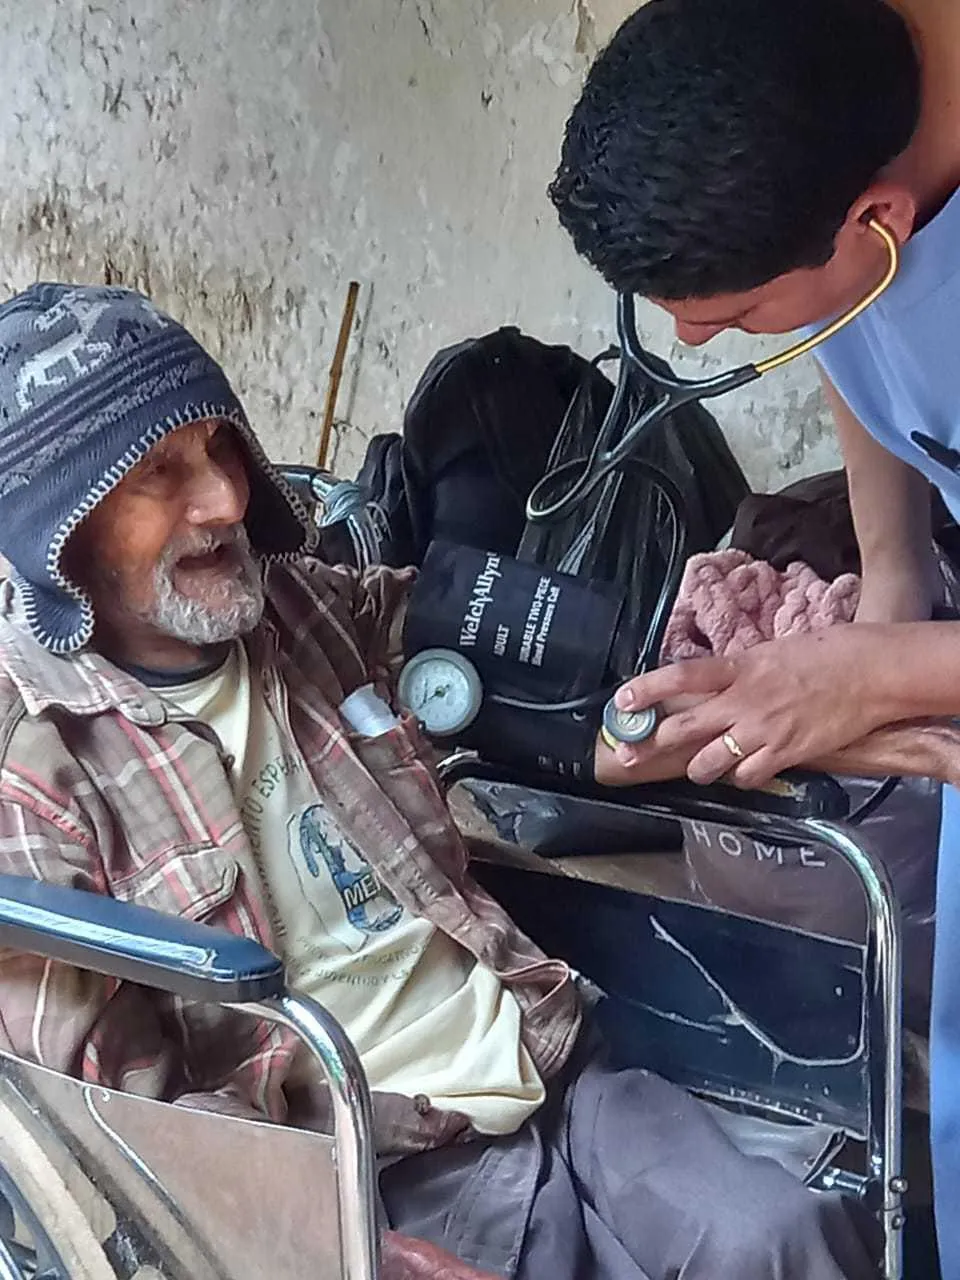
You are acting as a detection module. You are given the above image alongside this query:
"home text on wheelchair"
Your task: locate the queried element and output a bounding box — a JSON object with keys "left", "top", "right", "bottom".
{"left": 686, "top": 821, "right": 828, "bottom": 867}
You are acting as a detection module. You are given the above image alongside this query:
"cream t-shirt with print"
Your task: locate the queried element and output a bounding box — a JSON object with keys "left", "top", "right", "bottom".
{"left": 160, "top": 643, "right": 544, "bottom": 1135}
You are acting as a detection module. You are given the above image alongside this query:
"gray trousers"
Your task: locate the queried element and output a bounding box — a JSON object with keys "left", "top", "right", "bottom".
{"left": 380, "top": 1048, "right": 880, "bottom": 1279}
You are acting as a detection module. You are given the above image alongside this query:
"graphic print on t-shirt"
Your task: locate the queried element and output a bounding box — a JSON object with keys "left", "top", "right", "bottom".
{"left": 159, "top": 645, "right": 547, "bottom": 1132}
{"left": 288, "top": 802, "right": 404, "bottom": 953}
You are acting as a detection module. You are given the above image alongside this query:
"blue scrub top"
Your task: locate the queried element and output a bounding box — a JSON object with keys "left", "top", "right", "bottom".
{"left": 816, "top": 186, "right": 960, "bottom": 519}
{"left": 814, "top": 185, "right": 960, "bottom": 1274}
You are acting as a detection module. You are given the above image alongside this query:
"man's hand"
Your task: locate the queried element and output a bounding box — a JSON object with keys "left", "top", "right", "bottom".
{"left": 596, "top": 626, "right": 899, "bottom": 791}
{"left": 819, "top": 718, "right": 960, "bottom": 789}
{"left": 381, "top": 1231, "right": 502, "bottom": 1280}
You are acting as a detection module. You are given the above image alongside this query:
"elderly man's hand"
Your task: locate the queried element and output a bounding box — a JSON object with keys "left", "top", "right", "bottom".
{"left": 381, "top": 1231, "right": 502, "bottom": 1280}
{"left": 820, "top": 718, "right": 960, "bottom": 789}
{"left": 596, "top": 627, "right": 900, "bottom": 791}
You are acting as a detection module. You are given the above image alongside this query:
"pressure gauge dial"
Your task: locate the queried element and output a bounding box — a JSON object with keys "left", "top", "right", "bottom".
{"left": 397, "top": 648, "right": 484, "bottom": 738}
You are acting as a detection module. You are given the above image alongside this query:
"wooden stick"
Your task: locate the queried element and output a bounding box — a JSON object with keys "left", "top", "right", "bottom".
{"left": 317, "top": 280, "right": 361, "bottom": 470}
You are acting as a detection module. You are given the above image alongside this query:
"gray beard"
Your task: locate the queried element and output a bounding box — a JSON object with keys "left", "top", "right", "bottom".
{"left": 140, "top": 527, "right": 265, "bottom": 645}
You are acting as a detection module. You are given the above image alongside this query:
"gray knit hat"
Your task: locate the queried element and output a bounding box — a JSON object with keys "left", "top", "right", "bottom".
{"left": 0, "top": 283, "right": 315, "bottom": 653}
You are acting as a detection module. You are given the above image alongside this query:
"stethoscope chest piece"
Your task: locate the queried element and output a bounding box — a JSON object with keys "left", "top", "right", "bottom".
{"left": 601, "top": 698, "right": 658, "bottom": 749}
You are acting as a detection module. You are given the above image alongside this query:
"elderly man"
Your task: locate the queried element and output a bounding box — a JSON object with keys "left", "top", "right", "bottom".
{"left": 0, "top": 284, "right": 877, "bottom": 1279}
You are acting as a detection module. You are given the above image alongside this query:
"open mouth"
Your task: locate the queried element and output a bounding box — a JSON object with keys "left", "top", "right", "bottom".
{"left": 175, "top": 544, "right": 236, "bottom": 574}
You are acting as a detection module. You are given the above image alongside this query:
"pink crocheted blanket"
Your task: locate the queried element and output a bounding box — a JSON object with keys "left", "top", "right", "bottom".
{"left": 661, "top": 549, "right": 861, "bottom": 661}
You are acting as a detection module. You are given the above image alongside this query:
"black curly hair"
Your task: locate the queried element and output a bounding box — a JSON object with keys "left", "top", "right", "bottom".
{"left": 550, "top": 0, "right": 921, "bottom": 300}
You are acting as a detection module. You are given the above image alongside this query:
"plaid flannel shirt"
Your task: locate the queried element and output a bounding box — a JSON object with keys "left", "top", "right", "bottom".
{"left": 0, "top": 560, "right": 581, "bottom": 1155}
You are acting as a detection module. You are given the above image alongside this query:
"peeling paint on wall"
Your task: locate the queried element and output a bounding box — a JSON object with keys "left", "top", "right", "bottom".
{"left": 0, "top": 0, "right": 838, "bottom": 492}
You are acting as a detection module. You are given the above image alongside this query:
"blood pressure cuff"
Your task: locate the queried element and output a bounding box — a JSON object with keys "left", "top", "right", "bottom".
{"left": 403, "top": 539, "right": 626, "bottom": 780}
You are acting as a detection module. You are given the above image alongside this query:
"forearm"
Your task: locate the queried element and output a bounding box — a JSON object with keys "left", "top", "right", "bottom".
{"left": 817, "top": 718, "right": 960, "bottom": 789}
{"left": 863, "top": 620, "right": 960, "bottom": 723}
{"left": 847, "top": 445, "right": 932, "bottom": 581}
{"left": 822, "top": 374, "right": 938, "bottom": 621}
{"left": 824, "top": 375, "right": 933, "bottom": 572}
{"left": 594, "top": 735, "right": 692, "bottom": 786}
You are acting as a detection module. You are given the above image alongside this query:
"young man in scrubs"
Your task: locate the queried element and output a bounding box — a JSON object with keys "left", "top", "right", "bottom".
{"left": 549, "top": 0, "right": 960, "bottom": 1270}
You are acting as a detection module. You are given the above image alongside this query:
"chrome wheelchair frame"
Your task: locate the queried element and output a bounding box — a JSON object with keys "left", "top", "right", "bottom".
{"left": 0, "top": 875, "right": 379, "bottom": 1280}
{"left": 438, "top": 754, "right": 908, "bottom": 1280}
{"left": 0, "top": 461, "right": 914, "bottom": 1277}
{"left": 0, "top": 764, "right": 912, "bottom": 1279}
{"left": 275, "top": 456, "right": 912, "bottom": 1279}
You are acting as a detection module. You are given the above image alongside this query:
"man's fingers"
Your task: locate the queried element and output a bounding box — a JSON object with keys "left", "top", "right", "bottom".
{"left": 652, "top": 702, "right": 732, "bottom": 755}
{"left": 686, "top": 734, "right": 747, "bottom": 786}
{"left": 686, "top": 736, "right": 781, "bottom": 791}
{"left": 381, "top": 1232, "right": 501, "bottom": 1280}
{"left": 596, "top": 698, "right": 736, "bottom": 780}
{"left": 614, "top": 657, "right": 736, "bottom": 713}
{"left": 725, "top": 748, "right": 782, "bottom": 792}
{"left": 594, "top": 734, "right": 694, "bottom": 786}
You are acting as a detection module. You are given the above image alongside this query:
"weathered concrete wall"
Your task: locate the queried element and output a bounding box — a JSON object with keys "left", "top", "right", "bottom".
{"left": 0, "top": 0, "right": 838, "bottom": 492}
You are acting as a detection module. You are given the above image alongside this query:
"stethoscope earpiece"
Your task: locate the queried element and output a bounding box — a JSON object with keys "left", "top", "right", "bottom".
{"left": 526, "top": 220, "right": 899, "bottom": 525}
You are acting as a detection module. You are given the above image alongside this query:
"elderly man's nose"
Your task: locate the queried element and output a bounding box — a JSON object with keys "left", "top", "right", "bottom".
{"left": 185, "top": 460, "right": 249, "bottom": 525}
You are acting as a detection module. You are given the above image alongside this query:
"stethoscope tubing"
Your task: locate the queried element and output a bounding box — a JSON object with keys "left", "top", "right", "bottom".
{"left": 526, "top": 220, "right": 898, "bottom": 524}
{"left": 514, "top": 221, "right": 899, "bottom": 728}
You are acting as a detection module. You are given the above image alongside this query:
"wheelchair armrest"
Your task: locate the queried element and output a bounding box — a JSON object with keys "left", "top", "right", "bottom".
{"left": 615, "top": 770, "right": 850, "bottom": 823}
{"left": 0, "top": 874, "right": 285, "bottom": 1004}
{"left": 439, "top": 754, "right": 850, "bottom": 825}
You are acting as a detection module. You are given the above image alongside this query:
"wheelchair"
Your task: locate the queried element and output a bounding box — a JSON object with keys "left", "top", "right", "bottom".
{"left": 282, "top": 459, "right": 931, "bottom": 1278}
{"left": 0, "top": 752, "right": 924, "bottom": 1279}
{"left": 0, "top": 459, "right": 931, "bottom": 1278}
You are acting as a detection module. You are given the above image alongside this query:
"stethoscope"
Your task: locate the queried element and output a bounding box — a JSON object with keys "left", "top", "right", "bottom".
{"left": 527, "top": 220, "right": 899, "bottom": 525}
{"left": 516, "top": 219, "right": 901, "bottom": 746}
